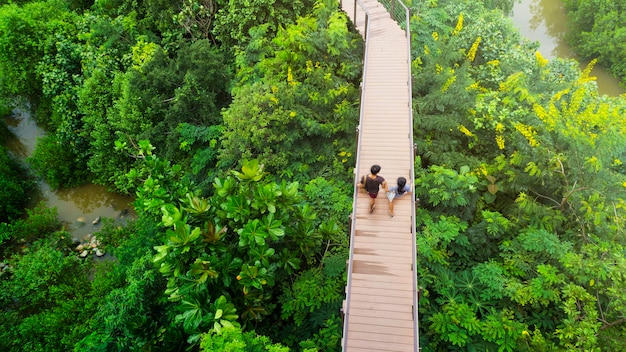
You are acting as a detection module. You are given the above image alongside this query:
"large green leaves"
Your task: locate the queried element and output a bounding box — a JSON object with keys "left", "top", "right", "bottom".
{"left": 147, "top": 159, "right": 332, "bottom": 346}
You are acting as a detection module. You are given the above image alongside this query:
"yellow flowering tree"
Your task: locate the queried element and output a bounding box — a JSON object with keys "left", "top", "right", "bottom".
{"left": 412, "top": 1, "right": 626, "bottom": 351}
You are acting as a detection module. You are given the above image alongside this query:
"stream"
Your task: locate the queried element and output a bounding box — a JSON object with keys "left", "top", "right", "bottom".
{"left": 510, "top": 0, "right": 624, "bottom": 96}
{"left": 4, "top": 109, "right": 135, "bottom": 242}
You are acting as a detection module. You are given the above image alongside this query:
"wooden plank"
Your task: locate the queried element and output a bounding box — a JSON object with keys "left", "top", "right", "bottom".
{"left": 353, "top": 231, "right": 413, "bottom": 240}
{"left": 351, "top": 272, "right": 415, "bottom": 284}
{"left": 359, "top": 241, "right": 412, "bottom": 253}
{"left": 353, "top": 234, "right": 414, "bottom": 245}
{"left": 349, "top": 315, "right": 414, "bottom": 329}
{"left": 349, "top": 285, "right": 414, "bottom": 299}
{"left": 353, "top": 254, "right": 414, "bottom": 265}
{"left": 346, "top": 330, "right": 414, "bottom": 346}
{"left": 349, "top": 323, "right": 415, "bottom": 339}
{"left": 346, "top": 338, "right": 414, "bottom": 352}
{"left": 350, "top": 270, "right": 415, "bottom": 288}
{"left": 347, "top": 298, "right": 414, "bottom": 313}
{"left": 350, "top": 278, "right": 415, "bottom": 291}
{"left": 352, "top": 260, "right": 412, "bottom": 273}
{"left": 353, "top": 233, "right": 414, "bottom": 242}
{"left": 346, "top": 302, "right": 413, "bottom": 316}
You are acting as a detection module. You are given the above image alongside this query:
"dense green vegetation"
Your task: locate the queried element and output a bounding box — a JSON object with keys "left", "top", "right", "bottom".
{"left": 1, "top": 0, "right": 355, "bottom": 350}
{"left": 0, "top": 145, "right": 33, "bottom": 223}
{"left": 1, "top": 0, "right": 625, "bottom": 350}
{"left": 564, "top": 0, "right": 626, "bottom": 86}
{"left": 412, "top": 0, "right": 626, "bottom": 350}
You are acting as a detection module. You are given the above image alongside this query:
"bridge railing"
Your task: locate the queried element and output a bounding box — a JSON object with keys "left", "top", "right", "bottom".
{"left": 342, "top": 0, "right": 371, "bottom": 350}
{"left": 380, "top": 0, "right": 410, "bottom": 30}
{"left": 340, "top": 0, "right": 370, "bottom": 41}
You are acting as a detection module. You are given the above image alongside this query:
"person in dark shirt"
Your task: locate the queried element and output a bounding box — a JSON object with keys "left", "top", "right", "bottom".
{"left": 357, "top": 164, "right": 388, "bottom": 213}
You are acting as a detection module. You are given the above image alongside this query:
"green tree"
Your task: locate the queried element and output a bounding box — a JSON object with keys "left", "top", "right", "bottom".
{"left": 129, "top": 155, "right": 344, "bottom": 348}
{"left": 82, "top": 38, "right": 230, "bottom": 189}
{"left": 564, "top": 0, "right": 626, "bottom": 83}
{"left": 220, "top": 0, "right": 362, "bottom": 180}
{"left": 0, "top": 145, "right": 33, "bottom": 222}
{"left": 0, "top": 0, "right": 77, "bottom": 97}
{"left": 213, "top": 0, "right": 316, "bottom": 49}
{"left": 0, "top": 234, "right": 92, "bottom": 352}
{"left": 412, "top": 0, "right": 626, "bottom": 350}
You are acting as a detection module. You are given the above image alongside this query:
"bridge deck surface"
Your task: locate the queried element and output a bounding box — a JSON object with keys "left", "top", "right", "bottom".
{"left": 341, "top": 1, "right": 417, "bottom": 351}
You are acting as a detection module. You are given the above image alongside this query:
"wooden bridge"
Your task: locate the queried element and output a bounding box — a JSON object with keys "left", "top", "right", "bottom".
{"left": 340, "top": 0, "right": 419, "bottom": 351}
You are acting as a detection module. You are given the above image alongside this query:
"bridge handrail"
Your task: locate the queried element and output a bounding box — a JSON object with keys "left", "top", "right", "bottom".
{"left": 342, "top": 0, "right": 370, "bottom": 350}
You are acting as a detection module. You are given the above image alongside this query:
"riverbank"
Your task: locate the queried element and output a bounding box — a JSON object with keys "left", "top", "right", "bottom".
{"left": 3, "top": 108, "right": 135, "bottom": 241}
{"left": 510, "top": 0, "right": 624, "bottom": 96}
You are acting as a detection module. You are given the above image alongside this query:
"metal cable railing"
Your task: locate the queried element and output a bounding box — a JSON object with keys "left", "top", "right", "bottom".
{"left": 342, "top": 0, "right": 370, "bottom": 349}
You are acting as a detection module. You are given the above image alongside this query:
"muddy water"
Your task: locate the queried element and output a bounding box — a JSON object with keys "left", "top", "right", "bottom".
{"left": 4, "top": 109, "right": 135, "bottom": 241}
{"left": 510, "top": 0, "right": 624, "bottom": 96}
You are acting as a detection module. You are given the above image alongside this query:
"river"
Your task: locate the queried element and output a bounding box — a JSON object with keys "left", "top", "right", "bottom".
{"left": 4, "top": 108, "right": 135, "bottom": 242}
{"left": 510, "top": 0, "right": 624, "bottom": 96}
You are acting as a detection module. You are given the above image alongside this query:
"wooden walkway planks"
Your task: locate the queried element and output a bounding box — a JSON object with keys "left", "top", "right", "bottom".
{"left": 341, "top": 1, "right": 418, "bottom": 351}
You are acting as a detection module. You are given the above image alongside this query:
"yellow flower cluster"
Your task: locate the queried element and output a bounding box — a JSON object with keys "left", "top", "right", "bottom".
{"left": 487, "top": 59, "right": 500, "bottom": 66}
{"left": 499, "top": 72, "right": 523, "bottom": 92}
{"left": 432, "top": 32, "right": 439, "bottom": 41}
{"left": 579, "top": 58, "right": 598, "bottom": 84}
{"left": 535, "top": 51, "right": 548, "bottom": 67}
{"left": 467, "top": 37, "right": 481, "bottom": 62}
{"left": 458, "top": 124, "right": 475, "bottom": 137}
{"left": 567, "top": 86, "right": 586, "bottom": 115}
{"left": 533, "top": 104, "right": 556, "bottom": 130}
{"left": 514, "top": 123, "right": 539, "bottom": 147}
{"left": 435, "top": 64, "right": 443, "bottom": 74}
{"left": 338, "top": 150, "right": 352, "bottom": 163}
{"left": 287, "top": 67, "right": 297, "bottom": 86}
{"left": 494, "top": 122, "right": 506, "bottom": 149}
{"left": 424, "top": 45, "right": 430, "bottom": 55}
{"left": 466, "top": 82, "right": 480, "bottom": 91}
{"left": 496, "top": 135, "right": 505, "bottom": 150}
{"left": 452, "top": 14, "right": 464, "bottom": 35}
{"left": 441, "top": 75, "right": 457, "bottom": 93}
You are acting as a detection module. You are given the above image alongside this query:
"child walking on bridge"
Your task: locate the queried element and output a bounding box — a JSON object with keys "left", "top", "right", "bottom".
{"left": 357, "top": 164, "right": 388, "bottom": 213}
{"left": 387, "top": 176, "right": 412, "bottom": 217}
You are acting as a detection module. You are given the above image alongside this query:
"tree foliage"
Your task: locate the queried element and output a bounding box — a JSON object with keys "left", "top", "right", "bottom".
{"left": 219, "top": 0, "right": 362, "bottom": 180}
{"left": 143, "top": 158, "right": 343, "bottom": 347}
{"left": 412, "top": 0, "right": 626, "bottom": 350}
{"left": 0, "top": 145, "right": 33, "bottom": 222}
{"left": 564, "top": 0, "right": 626, "bottom": 84}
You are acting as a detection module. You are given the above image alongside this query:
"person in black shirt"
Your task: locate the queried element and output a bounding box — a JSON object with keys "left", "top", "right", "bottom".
{"left": 357, "top": 164, "right": 388, "bottom": 213}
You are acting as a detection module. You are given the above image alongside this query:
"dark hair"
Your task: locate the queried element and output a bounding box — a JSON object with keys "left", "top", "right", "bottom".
{"left": 397, "top": 177, "right": 407, "bottom": 194}
{"left": 370, "top": 164, "right": 381, "bottom": 174}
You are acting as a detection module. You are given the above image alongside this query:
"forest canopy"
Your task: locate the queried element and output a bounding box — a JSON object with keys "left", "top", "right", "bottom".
{"left": 564, "top": 0, "right": 626, "bottom": 85}
{"left": 1, "top": 0, "right": 626, "bottom": 351}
